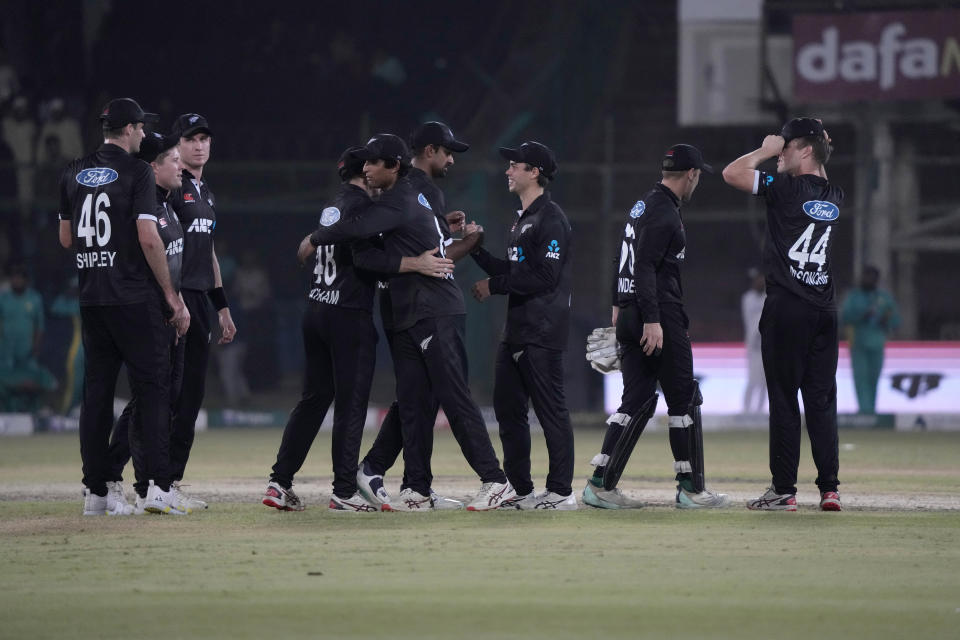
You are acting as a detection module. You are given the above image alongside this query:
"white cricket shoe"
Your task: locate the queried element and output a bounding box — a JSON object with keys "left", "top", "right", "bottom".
{"left": 328, "top": 492, "right": 378, "bottom": 513}
{"left": 133, "top": 495, "right": 147, "bottom": 515}
{"left": 382, "top": 488, "right": 433, "bottom": 512}
{"left": 356, "top": 462, "right": 391, "bottom": 508}
{"left": 518, "top": 491, "right": 578, "bottom": 511}
{"left": 466, "top": 481, "right": 516, "bottom": 511}
{"left": 82, "top": 488, "right": 107, "bottom": 516}
{"left": 676, "top": 486, "right": 731, "bottom": 509}
{"left": 582, "top": 479, "right": 644, "bottom": 509}
{"left": 499, "top": 491, "right": 534, "bottom": 510}
{"left": 143, "top": 480, "right": 191, "bottom": 515}
{"left": 262, "top": 481, "right": 305, "bottom": 512}
{"left": 172, "top": 482, "right": 208, "bottom": 510}
{"left": 430, "top": 490, "right": 464, "bottom": 510}
{"left": 105, "top": 481, "right": 134, "bottom": 516}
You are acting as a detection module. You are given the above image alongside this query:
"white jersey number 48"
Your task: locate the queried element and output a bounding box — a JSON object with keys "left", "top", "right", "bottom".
{"left": 788, "top": 223, "right": 831, "bottom": 272}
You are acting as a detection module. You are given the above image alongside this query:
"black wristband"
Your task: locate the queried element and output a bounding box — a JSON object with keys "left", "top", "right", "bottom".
{"left": 208, "top": 286, "right": 229, "bottom": 311}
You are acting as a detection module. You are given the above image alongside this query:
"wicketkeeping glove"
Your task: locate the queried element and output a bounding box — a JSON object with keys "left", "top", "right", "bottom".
{"left": 585, "top": 326, "right": 620, "bottom": 374}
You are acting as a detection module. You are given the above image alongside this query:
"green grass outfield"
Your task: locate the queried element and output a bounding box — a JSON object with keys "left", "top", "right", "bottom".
{"left": 1, "top": 428, "right": 959, "bottom": 640}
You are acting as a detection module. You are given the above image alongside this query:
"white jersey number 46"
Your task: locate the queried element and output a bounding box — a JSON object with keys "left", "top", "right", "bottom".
{"left": 788, "top": 223, "right": 831, "bottom": 272}
{"left": 78, "top": 193, "right": 112, "bottom": 248}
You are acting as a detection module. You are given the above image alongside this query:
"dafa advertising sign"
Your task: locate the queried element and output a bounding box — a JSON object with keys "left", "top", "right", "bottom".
{"left": 793, "top": 10, "right": 960, "bottom": 102}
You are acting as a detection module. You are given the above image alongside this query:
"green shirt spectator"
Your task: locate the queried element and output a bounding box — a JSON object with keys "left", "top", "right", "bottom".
{"left": 840, "top": 266, "right": 900, "bottom": 414}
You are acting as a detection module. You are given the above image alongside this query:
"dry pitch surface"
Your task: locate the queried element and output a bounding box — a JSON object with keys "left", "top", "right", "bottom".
{"left": 1, "top": 428, "right": 958, "bottom": 640}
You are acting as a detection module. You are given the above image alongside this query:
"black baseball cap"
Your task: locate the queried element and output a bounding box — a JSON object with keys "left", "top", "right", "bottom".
{"left": 499, "top": 141, "right": 558, "bottom": 180}
{"left": 99, "top": 98, "right": 159, "bottom": 128}
{"left": 354, "top": 133, "right": 411, "bottom": 164}
{"left": 409, "top": 121, "right": 469, "bottom": 153}
{"left": 337, "top": 146, "right": 366, "bottom": 181}
{"left": 662, "top": 144, "right": 713, "bottom": 173}
{"left": 781, "top": 117, "right": 824, "bottom": 144}
{"left": 136, "top": 131, "right": 179, "bottom": 163}
{"left": 172, "top": 113, "right": 213, "bottom": 139}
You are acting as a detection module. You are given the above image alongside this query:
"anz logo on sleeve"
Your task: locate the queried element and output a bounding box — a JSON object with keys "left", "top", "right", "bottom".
{"left": 545, "top": 239, "right": 560, "bottom": 260}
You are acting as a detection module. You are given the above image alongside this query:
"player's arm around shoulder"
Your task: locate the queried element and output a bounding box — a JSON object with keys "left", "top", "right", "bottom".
{"left": 722, "top": 135, "right": 785, "bottom": 193}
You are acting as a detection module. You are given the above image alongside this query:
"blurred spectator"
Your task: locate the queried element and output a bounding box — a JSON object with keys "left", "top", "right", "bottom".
{"left": 50, "top": 277, "right": 83, "bottom": 415}
{"left": 35, "top": 135, "right": 69, "bottom": 208}
{"left": 213, "top": 240, "right": 249, "bottom": 403}
{"left": 0, "top": 50, "right": 19, "bottom": 108}
{"left": 2, "top": 96, "right": 36, "bottom": 220}
{"left": 0, "top": 264, "right": 57, "bottom": 411}
{"left": 36, "top": 97, "right": 83, "bottom": 163}
{"left": 841, "top": 266, "right": 901, "bottom": 415}
{"left": 0, "top": 136, "right": 18, "bottom": 263}
{"left": 741, "top": 268, "right": 766, "bottom": 413}
{"left": 234, "top": 249, "right": 276, "bottom": 392}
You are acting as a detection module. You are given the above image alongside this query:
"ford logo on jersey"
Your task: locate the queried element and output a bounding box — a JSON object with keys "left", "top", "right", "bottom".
{"left": 629, "top": 200, "right": 645, "bottom": 218}
{"left": 417, "top": 193, "right": 432, "bottom": 210}
{"left": 75, "top": 168, "right": 119, "bottom": 187}
{"left": 802, "top": 200, "right": 839, "bottom": 221}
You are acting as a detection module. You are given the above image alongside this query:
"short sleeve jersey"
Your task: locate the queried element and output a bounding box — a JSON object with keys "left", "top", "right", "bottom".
{"left": 58, "top": 143, "right": 158, "bottom": 306}
{"left": 170, "top": 168, "right": 216, "bottom": 292}
{"left": 754, "top": 170, "right": 844, "bottom": 308}
{"left": 150, "top": 186, "right": 184, "bottom": 293}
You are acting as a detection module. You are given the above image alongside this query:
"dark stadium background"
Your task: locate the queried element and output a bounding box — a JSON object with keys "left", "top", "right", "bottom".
{"left": 2, "top": 0, "right": 957, "bottom": 412}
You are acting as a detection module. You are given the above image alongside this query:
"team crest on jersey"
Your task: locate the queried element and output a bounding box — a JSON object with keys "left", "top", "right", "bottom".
{"left": 75, "top": 168, "right": 119, "bottom": 187}
{"left": 183, "top": 193, "right": 195, "bottom": 203}
{"left": 802, "top": 200, "right": 839, "bottom": 221}
{"left": 320, "top": 207, "right": 341, "bottom": 227}
{"left": 417, "top": 193, "right": 432, "bottom": 210}
{"left": 629, "top": 200, "right": 646, "bottom": 218}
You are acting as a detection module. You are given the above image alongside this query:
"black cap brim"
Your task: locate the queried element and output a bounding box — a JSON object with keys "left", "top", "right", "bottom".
{"left": 445, "top": 139, "right": 469, "bottom": 153}
{"left": 179, "top": 126, "right": 213, "bottom": 138}
{"left": 498, "top": 147, "right": 524, "bottom": 162}
{"left": 353, "top": 146, "right": 381, "bottom": 161}
{"left": 142, "top": 112, "right": 160, "bottom": 124}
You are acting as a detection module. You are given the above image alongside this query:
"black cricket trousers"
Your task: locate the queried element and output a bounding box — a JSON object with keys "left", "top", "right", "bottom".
{"left": 79, "top": 299, "right": 172, "bottom": 496}
{"left": 169, "top": 288, "right": 213, "bottom": 482}
{"left": 106, "top": 326, "right": 185, "bottom": 496}
{"left": 494, "top": 342, "right": 574, "bottom": 496}
{"left": 760, "top": 289, "right": 839, "bottom": 495}
{"left": 270, "top": 303, "right": 377, "bottom": 498}
{"left": 599, "top": 303, "right": 695, "bottom": 465}
{"left": 392, "top": 314, "right": 507, "bottom": 496}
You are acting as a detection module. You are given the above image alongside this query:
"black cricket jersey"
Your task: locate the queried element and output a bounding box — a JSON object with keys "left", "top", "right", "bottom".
{"left": 58, "top": 143, "right": 158, "bottom": 306}
{"left": 171, "top": 168, "right": 216, "bottom": 292}
{"left": 472, "top": 192, "right": 572, "bottom": 350}
{"left": 753, "top": 170, "right": 843, "bottom": 308}
{"left": 306, "top": 183, "right": 378, "bottom": 312}
{"left": 150, "top": 186, "right": 184, "bottom": 292}
{"left": 307, "top": 177, "right": 465, "bottom": 332}
{"left": 612, "top": 183, "right": 686, "bottom": 323}
{"left": 358, "top": 167, "right": 455, "bottom": 334}
{"left": 406, "top": 167, "right": 454, "bottom": 245}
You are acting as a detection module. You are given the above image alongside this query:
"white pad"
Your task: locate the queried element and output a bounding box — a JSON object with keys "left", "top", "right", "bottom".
{"left": 668, "top": 415, "right": 694, "bottom": 429}
{"left": 606, "top": 412, "right": 631, "bottom": 426}
{"left": 674, "top": 460, "right": 693, "bottom": 474}
{"left": 590, "top": 453, "right": 610, "bottom": 467}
